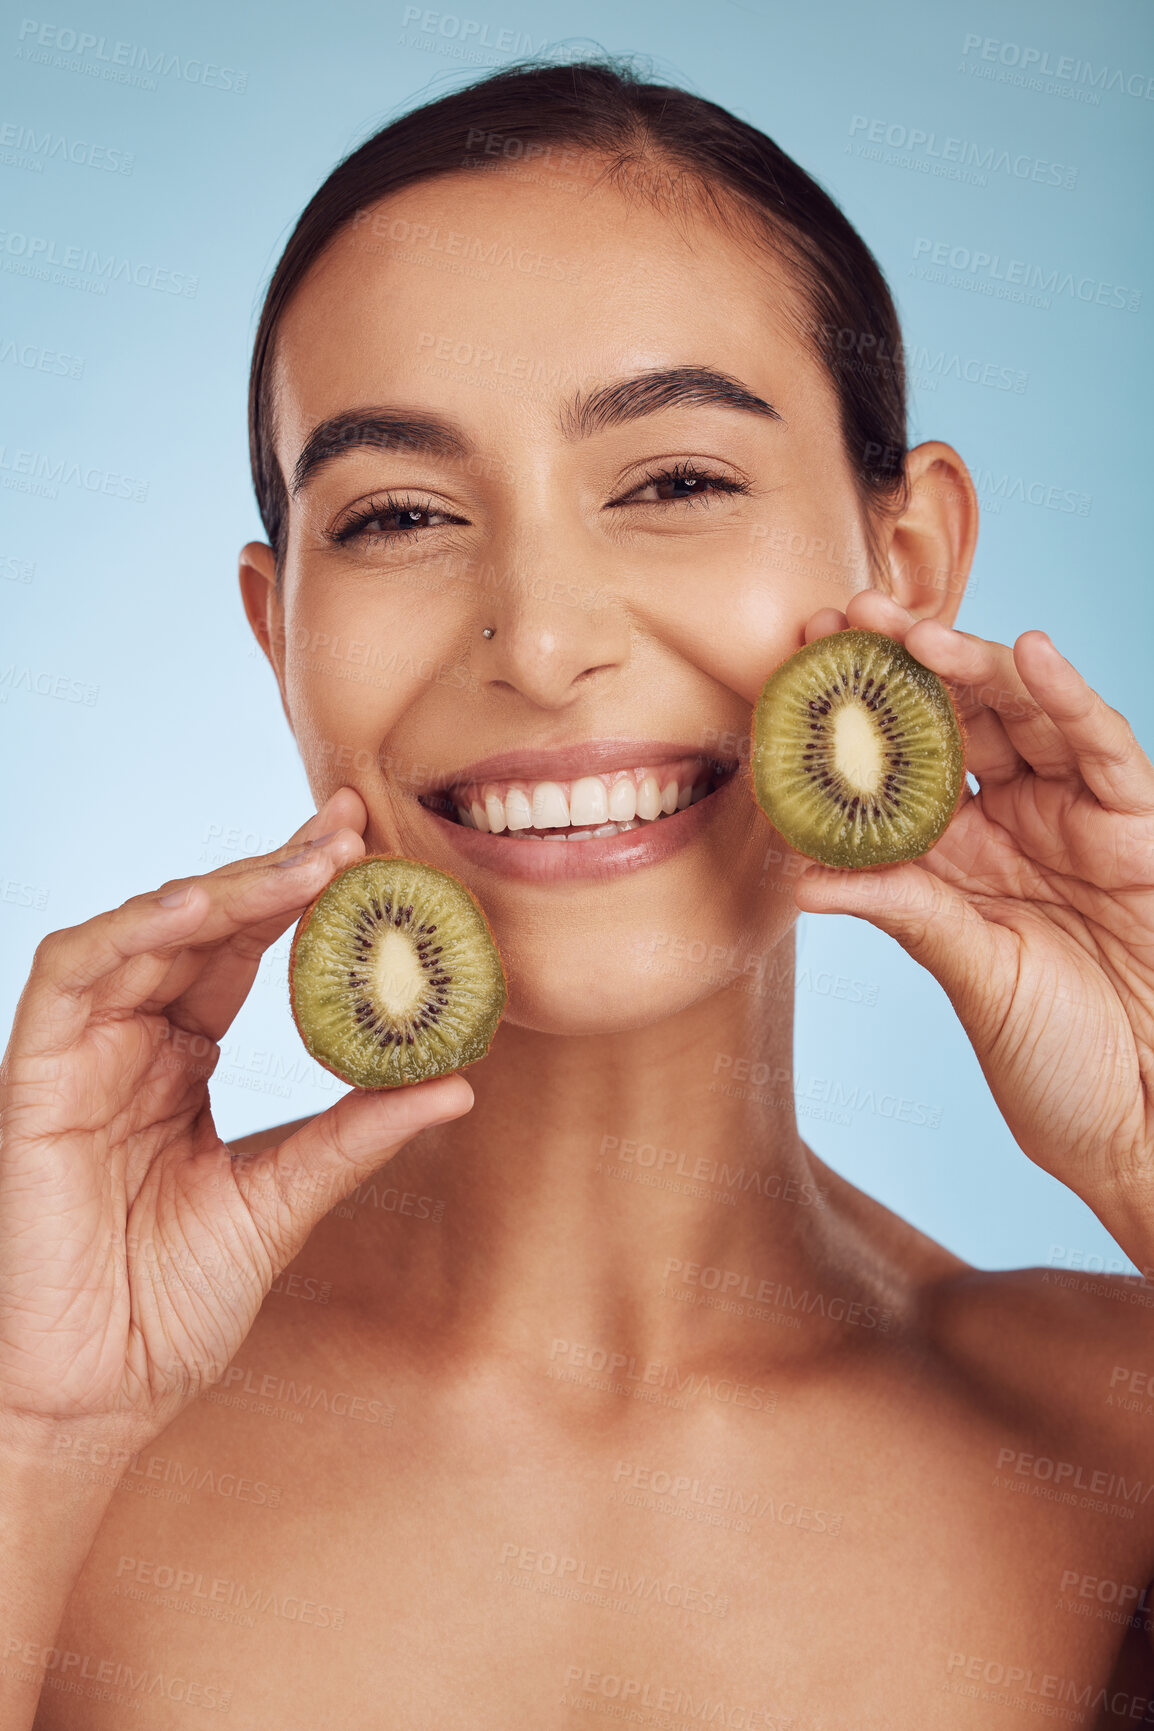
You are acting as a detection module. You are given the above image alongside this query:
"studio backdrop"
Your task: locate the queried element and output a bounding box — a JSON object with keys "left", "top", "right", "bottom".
{"left": 2, "top": 0, "right": 1150, "bottom": 1274}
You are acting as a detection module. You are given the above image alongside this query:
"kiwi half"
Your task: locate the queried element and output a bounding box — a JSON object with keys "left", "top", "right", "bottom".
{"left": 751, "top": 628, "right": 966, "bottom": 869}
{"left": 289, "top": 854, "right": 507, "bottom": 1089}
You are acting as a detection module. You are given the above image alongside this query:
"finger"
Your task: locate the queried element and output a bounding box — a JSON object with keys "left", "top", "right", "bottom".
{"left": 842, "top": 588, "right": 917, "bottom": 638}
{"left": 232, "top": 1072, "right": 475, "bottom": 1265}
{"left": 803, "top": 607, "right": 848, "bottom": 643}
{"left": 795, "top": 856, "right": 1016, "bottom": 1034}
{"left": 901, "top": 616, "right": 1076, "bottom": 783}
{"left": 149, "top": 880, "right": 346, "bottom": 1046}
{"left": 151, "top": 842, "right": 375, "bottom": 1042}
{"left": 35, "top": 786, "right": 362, "bottom": 1014}
{"left": 15, "top": 830, "right": 365, "bottom": 1058}
{"left": 11, "top": 888, "right": 224, "bottom": 1062}
{"left": 127, "top": 827, "right": 368, "bottom": 1035}
{"left": 1012, "top": 631, "right": 1154, "bottom": 815}
{"left": 845, "top": 591, "right": 1058, "bottom": 785}
{"left": 84, "top": 790, "right": 369, "bottom": 1024}
{"left": 285, "top": 785, "right": 367, "bottom": 848}
{"left": 829, "top": 591, "right": 1028, "bottom": 788}
{"left": 196, "top": 786, "right": 368, "bottom": 882}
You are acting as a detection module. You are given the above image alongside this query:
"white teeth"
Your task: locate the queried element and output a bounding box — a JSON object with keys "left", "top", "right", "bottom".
{"left": 483, "top": 786, "right": 507, "bottom": 833}
{"left": 442, "top": 764, "right": 723, "bottom": 835}
{"left": 607, "top": 778, "right": 637, "bottom": 822}
{"left": 532, "top": 781, "right": 570, "bottom": 829}
{"left": 636, "top": 775, "right": 662, "bottom": 821}
{"left": 568, "top": 775, "right": 609, "bottom": 827}
{"left": 505, "top": 786, "right": 532, "bottom": 831}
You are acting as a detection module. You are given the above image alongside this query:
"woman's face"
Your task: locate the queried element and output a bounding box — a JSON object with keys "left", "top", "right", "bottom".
{"left": 249, "top": 166, "right": 884, "bottom": 1035}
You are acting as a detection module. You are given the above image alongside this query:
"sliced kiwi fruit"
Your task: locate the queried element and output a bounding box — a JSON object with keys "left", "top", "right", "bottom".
{"left": 751, "top": 628, "right": 966, "bottom": 869}
{"left": 289, "top": 854, "right": 507, "bottom": 1089}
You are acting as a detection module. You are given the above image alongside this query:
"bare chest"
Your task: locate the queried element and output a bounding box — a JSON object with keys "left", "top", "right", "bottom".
{"left": 35, "top": 1343, "right": 1154, "bottom": 1730}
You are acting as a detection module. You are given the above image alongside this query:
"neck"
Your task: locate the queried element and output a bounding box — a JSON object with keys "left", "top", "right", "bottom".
{"left": 326, "top": 925, "right": 868, "bottom": 1370}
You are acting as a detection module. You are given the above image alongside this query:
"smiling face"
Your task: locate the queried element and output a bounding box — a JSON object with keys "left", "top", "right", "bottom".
{"left": 244, "top": 165, "right": 887, "bottom": 1034}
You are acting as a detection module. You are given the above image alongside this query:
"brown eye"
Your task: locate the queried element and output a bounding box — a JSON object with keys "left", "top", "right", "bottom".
{"left": 614, "top": 464, "right": 749, "bottom": 508}
{"left": 331, "top": 495, "right": 462, "bottom": 544}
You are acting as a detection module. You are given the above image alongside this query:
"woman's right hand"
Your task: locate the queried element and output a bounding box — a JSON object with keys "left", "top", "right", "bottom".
{"left": 0, "top": 787, "right": 474, "bottom": 1456}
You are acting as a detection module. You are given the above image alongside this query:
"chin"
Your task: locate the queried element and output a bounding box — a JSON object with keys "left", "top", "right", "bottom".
{"left": 492, "top": 931, "right": 744, "bottom": 1038}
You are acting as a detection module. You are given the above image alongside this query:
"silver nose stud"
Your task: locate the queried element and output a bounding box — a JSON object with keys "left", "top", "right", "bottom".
{"left": 481, "top": 626, "right": 495, "bottom": 639}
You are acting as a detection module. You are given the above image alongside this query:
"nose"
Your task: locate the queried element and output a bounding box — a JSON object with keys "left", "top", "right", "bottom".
{"left": 476, "top": 572, "right": 630, "bottom": 710}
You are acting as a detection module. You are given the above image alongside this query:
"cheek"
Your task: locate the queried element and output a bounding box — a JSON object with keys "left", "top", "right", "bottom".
{"left": 282, "top": 626, "right": 392, "bottom": 757}
{"left": 746, "top": 515, "right": 873, "bottom": 621}
{"left": 647, "top": 534, "right": 872, "bottom": 711}
{"left": 279, "top": 574, "right": 445, "bottom": 766}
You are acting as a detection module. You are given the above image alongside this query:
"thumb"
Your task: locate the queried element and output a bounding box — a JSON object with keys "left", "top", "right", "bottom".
{"left": 233, "top": 1073, "right": 473, "bottom": 1266}
{"left": 794, "top": 858, "right": 1003, "bottom": 1017}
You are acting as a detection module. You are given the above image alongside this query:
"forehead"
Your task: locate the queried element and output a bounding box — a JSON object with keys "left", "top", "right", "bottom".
{"left": 270, "top": 169, "right": 814, "bottom": 464}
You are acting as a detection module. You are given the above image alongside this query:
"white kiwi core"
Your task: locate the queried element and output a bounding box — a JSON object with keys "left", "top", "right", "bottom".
{"left": 370, "top": 927, "right": 428, "bottom": 1019}
{"left": 832, "top": 704, "right": 884, "bottom": 795}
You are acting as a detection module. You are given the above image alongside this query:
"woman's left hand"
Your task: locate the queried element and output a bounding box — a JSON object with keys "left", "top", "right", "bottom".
{"left": 794, "top": 589, "right": 1154, "bottom": 1261}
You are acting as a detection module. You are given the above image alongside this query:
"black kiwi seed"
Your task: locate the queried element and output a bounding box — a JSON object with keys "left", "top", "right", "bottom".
{"left": 751, "top": 627, "right": 966, "bottom": 869}
{"left": 289, "top": 854, "right": 507, "bottom": 1090}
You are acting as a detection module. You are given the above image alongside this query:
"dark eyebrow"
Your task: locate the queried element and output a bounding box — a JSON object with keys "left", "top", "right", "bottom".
{"left": 288, "top": 365, "right": 781, "bottom": 497}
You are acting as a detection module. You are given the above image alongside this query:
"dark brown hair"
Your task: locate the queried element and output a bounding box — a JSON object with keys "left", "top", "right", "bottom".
{"left": 248, "top": 53, "right": 908, "bottom": 581}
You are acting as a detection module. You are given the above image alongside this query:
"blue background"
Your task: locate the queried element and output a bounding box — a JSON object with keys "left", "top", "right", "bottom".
{"left": 2, "top": 0, "right": 1150, "bottom": 1276}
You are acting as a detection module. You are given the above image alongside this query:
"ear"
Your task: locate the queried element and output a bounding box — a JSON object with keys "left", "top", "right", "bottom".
{"left": 238, "top": 541, "right": 292, "bottom": 728}
{"left": 878, "top": 440, "right": 979, "bottom": 628}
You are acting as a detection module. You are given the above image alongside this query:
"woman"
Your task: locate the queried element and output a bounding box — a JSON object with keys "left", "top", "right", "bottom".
{"left": 4, "top": 55, "right": 1154, "bottom": 1728}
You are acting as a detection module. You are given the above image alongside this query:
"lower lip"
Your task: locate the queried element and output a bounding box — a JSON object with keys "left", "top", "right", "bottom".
{"left": 416, "top": 777, "right": 738, "bottom": 883}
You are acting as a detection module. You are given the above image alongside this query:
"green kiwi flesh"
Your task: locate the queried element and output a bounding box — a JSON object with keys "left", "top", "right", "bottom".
{"left": 289, "top": 855, "right": 506, "bottom": 1089}
{"left": 752, "top": 628, "right": 965, "bottom": 869}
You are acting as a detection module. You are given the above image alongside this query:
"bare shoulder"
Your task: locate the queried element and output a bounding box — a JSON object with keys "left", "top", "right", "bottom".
{"left": 922, "top": 1258, "right": 1154, "bottom": 1508}
{"left": 826, "top": 1158, "right": 1154, "bottom": 1450}
{"left": 922, "top": 1258, "right": 1154, "bottom": 1395}
{"left": 918, "top": 1255, "right": 1154, "bottom": 1700}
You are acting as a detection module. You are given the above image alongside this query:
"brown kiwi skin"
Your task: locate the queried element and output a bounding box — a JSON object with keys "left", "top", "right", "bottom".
{"left": 287, "top": 851, "right": 508, "bottom": 1090}
{"left": 754, "top": 628, "right": 971, "bottom": 870}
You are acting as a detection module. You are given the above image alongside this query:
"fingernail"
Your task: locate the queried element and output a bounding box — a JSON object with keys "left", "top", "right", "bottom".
{"left": 158, "top": 884, "right": 192, "bottom": 906}
{"left": 306, "top": 830, "right": 338, "bottom": 847}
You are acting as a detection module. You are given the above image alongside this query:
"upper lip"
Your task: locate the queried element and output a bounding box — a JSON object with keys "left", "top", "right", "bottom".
{"left": 424, "top": 739, "right": 738, "bottom": 795}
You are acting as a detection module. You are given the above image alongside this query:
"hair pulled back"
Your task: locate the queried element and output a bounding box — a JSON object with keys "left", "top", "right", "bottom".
{"left": 248, "top": 53, "right": 908, "bottom": 576}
